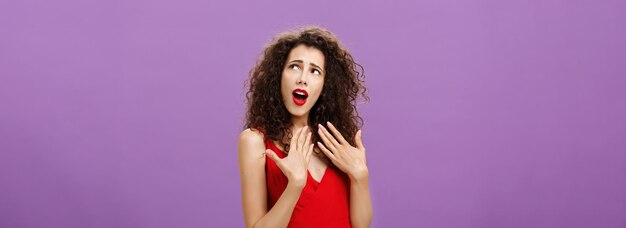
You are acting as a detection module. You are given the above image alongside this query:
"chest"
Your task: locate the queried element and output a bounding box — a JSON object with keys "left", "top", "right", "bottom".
{"left": 272, "top": 140, "right": 328, "bottom": 183}
{"left": 308, "top": 155, "right": 327, "bottom": 183}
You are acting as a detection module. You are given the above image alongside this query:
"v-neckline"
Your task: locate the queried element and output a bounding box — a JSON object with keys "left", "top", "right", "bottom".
{"left": 271, "top": 139, "right": 329, "bottom": 185}
{"left": 309, "top": 166, "right": 328, "bottom": 185}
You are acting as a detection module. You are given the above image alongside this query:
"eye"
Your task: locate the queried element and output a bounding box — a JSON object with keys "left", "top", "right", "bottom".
{"left": 289, "top": 64, "right": 300, "bottom": 70}
{"left": 312, "top": 69, "right": 321, "bottom": 75}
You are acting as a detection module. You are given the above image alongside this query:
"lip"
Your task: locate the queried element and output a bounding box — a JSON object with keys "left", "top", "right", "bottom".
{"left": 292, "top": 88, "right": 308, "bottom": 106}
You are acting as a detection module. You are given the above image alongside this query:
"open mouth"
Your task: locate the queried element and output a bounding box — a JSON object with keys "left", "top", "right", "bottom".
{"left": 292, "top": 88, "right": 308, "bottom": 106}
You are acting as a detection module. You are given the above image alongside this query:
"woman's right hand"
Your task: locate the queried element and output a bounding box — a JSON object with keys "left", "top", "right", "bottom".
{"left": 265, "top": 126, "right": 314, "bottom": 187}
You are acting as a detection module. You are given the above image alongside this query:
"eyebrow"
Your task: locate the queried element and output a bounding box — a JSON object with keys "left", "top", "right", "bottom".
{"left": 288, "top": 60, "right": 324, "bottom": 72}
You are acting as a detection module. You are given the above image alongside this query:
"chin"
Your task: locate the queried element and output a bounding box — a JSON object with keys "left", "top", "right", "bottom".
{"left": 289, "top": 110, "right": 308, "bottom": 117}
{"left": 286, "top": 107, "right": 310, "bottom": 117}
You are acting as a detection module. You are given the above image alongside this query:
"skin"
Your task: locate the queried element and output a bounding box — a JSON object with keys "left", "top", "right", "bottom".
{"left": 238, "top": 44, "right": 372, "bottom": 228}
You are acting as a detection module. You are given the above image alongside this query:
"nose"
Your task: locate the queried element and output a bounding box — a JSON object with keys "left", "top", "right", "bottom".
{"left": 296, "top": 70, "right": 308, "bottom": 85}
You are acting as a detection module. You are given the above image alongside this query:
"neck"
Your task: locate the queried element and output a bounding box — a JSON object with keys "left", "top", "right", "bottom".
{"left": 290, "top": 114, "right": 309, "bottom": 132}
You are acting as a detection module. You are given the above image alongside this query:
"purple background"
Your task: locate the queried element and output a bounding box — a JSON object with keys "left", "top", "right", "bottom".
{"left": 1, "top": 0, "right": 625, "bottom": 227}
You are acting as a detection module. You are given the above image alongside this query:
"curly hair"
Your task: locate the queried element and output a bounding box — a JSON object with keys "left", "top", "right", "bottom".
{"left": 243, "top": 25, "right": 368, "bottom": 163}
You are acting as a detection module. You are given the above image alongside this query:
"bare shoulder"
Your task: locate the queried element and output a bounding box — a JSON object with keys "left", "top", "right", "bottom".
{"left": 238, "top": 128, "right": 264, "bottom": 146}
{"left": 238, "top": 128, "right": 266, "bottom": 158}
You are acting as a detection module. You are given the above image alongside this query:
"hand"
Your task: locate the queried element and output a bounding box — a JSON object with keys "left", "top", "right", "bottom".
{"left": 265, "top": 126, "right": 314, "bottom": 187}
{"left": 317, "top": 122, "right": 368, "bottom": 181}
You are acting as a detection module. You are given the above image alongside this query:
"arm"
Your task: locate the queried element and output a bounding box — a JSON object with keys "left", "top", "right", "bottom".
{"left": 238, "top": 128, "right": 311, "bottom": 228}
{"left": 349, "top": 172, "right": 372, "bottom": 228}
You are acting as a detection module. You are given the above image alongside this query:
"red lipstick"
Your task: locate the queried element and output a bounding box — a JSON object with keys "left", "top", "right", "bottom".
{"left": 292, "top": 88, "right": 308, "bottom": 106}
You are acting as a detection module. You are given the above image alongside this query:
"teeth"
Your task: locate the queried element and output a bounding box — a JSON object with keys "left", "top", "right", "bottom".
{"left": 295, "top": 91, "right": 306, "bottom": 96}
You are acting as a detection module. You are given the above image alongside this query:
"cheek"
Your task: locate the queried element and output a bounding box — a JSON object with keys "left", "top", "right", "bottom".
{"left": 310, "top": 81, "right": 325, "bottom": 100}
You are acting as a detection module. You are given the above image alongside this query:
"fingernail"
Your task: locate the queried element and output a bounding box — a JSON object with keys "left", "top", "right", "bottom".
{"left": 326, "top": 121, "right": 331, "bottom": 125}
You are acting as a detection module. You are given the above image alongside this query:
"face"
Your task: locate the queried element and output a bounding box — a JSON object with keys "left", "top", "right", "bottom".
{"left": 281, "top": 44, "right": 325, "bottom": 118}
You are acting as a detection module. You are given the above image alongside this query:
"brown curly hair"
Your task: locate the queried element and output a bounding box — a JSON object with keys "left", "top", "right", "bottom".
{"left": 243, "top": 25, "right": 368, "bottom": 163}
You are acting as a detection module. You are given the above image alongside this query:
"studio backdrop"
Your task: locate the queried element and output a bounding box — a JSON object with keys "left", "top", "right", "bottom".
{"left": 1, "top": 0, "right": 625, "bottom": 227}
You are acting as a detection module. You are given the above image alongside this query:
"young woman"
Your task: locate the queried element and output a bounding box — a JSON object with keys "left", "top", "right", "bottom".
{"left": 238, "top": 26, "right": 371, "bottom": 228}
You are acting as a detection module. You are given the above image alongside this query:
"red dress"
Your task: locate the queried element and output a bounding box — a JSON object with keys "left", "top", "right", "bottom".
{"left": 263, "top": 132, "right": 351, "bottom": 227}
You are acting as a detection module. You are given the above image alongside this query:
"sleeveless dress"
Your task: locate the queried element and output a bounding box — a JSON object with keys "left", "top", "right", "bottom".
{"left": 262, "top": 131, "right": 351, "bottom": 228}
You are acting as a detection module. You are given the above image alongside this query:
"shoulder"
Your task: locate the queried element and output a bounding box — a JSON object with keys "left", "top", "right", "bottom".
{"left": 238, "top": 128, "right": 265, "bottom": 146}
{"left": 238, "top": 128, "right": 266, "bottom": 157}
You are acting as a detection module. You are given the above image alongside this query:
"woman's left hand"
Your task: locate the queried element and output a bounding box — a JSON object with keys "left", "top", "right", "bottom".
{"left": 317, "top": 122, "right": 368, "bottom": 181}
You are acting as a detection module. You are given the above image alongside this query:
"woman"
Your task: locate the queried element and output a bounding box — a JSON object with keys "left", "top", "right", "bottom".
{"left": 238, "top": 26, "right": 371, "bottom": 228}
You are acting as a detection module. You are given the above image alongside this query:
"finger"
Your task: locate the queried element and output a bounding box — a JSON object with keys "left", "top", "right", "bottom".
{"left": 317, "top": 125, "right": 337, "bottom": 152}
{"left": 306, "top": 144, "right": 314, "bottom": 162}
{"left": 318, "top": 124, "right": 340, "bottom": 149}
{"left": 355, "top": 129, "right": 364, "bottom": 150}
{"left": 303, "top": 132, "right": 312, "bottom": 155}
{"left": 265, "top": 149, "right": 281, "bottom": 164}
{"left": 290, "top": 127, "right": 302, "bottom": 149}
{"left": 326, "top": 122, "right": 347, "bottom": 145}
{"left": 297, "top": 126, "right": 308, "bottom": 151}
{"left": 317, "top": 142, "right": 336, "bottom": 161}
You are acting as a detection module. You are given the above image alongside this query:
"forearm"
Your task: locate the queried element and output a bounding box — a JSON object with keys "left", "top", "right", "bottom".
{"left": 252, "top": 182, "right": 304, "bottom": 228}
{"left": 349, "top": 173, "right": 372, "bottom": 228}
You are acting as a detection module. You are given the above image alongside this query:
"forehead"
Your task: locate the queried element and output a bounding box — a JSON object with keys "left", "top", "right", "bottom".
{"left": 286, "top": 44, "right": 325, "bottom": 68}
